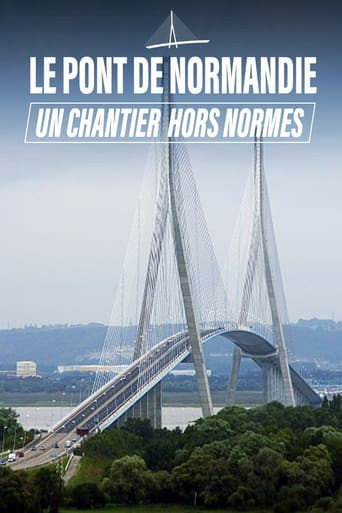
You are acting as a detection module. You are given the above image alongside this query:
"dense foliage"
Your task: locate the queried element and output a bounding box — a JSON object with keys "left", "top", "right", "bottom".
{"left": 0, "top": 466, "right": 64, "bottom": 513}
{"left": 3, "top": 399, "right": 342, "bottom": 512}
{"left": 68, "top": 397, "right": 342, "bottom": 511}
{"left": 0, "top": 407, "right": 33, "bottom": 452}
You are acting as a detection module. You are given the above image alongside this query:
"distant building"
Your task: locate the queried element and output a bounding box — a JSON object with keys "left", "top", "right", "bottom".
{"left": 57, "top": 364, "right": 128, "bottom": 374}
{"left": 16, "top": 360, "right": 37, "bottom": 378}
{"left": 170, "top": 369, "right": 211, "bottom": 377}
{"left": 0, "top": 370, "right": 16, "bottom": 376}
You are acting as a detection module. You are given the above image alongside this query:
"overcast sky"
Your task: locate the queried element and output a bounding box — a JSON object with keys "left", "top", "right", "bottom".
{"left": 0, "top": 0, "right": 341, "bottom": 327}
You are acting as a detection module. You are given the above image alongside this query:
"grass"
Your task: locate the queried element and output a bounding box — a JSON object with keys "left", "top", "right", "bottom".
{"left": 61, "top": 505, "right": 270, "bottom": 513}
{"left": 67, "top": 455, "right": 111, "bottom": 487}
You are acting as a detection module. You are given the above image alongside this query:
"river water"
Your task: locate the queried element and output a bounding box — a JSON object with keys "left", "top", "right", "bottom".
{"left": 13, "top": 406, "right": 222, "bottom": 431}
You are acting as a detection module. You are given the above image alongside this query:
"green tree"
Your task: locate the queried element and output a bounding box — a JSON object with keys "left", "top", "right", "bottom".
{"left": 31, "top": 466, "right": 64, "bottom": 513}
{"left": 71, "top": 482, "right": 106, "bottom": 509}
{"left": 0, "top": 407, "right": 19, "bottom": 434}
{"left": 296, "top": 444, "right": 334, "bottom": 504}
{"left": 109, "top": 454, "right": 152, "bottom": 504}
{"left": 143, "top": 428, "right": 183, "bottom": 470}
{"left": 183, "top": 416, "right": 232, "bottom": 449}
{"left": 217, "top": 405, "right": 249, "bottom": 432}
{"left": 304, "top": 426, "right": 342, "bottom": 487}
{"left": 0, "top": 468, "right": 35, "bottom": 513}
{"left": 0, "top": 407, "right": 27, "bottom": 452}
{"left": 253, "top": 447, "right": 283, "bottom": 504}
{"left": 229, "top": 430, "right": 284, "bottom": 466}
{"left": 228, "top": 485, "right": 255, "bottom": 509}
{"left": 279, "top": 444, "right": 334, "bottom": 508}
{"left": 78, "top": 427, "right": 143, "bottom": 460}
{"left": 274, "top": 484, "right": 307, "bottom": 513}
{"left": 123, "top": 418, "right": 154, "bottom": 441}
{"left": 149, "top": 470, "right": 175, "bottom": 503}
{"left": 172, "top": 441, "right": 234, "bottom": 506}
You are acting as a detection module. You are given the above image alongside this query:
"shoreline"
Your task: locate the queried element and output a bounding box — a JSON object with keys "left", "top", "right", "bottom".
{"left": 0, "top": 390, "right": 263, "bottom": 408}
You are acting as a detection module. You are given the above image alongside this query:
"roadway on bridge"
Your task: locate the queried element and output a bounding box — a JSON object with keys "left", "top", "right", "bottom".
{"left": 11, "top": 329, "right": 196, "bottom": 469}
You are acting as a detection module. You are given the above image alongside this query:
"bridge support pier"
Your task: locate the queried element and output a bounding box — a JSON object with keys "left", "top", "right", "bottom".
{"left": 260, "top": 362, "right": 287, "bottom": 404}
{"left": 115, "top": 382, "right": 162, "bottom": 429}
{"left": 226, "top": 346, "right": 241, "bottom": 406}
{"left": 263, "top": 363, "right": 275, "bottom": 403}
{"left": 226, "top": 341, "right": 297, "bottom": 407}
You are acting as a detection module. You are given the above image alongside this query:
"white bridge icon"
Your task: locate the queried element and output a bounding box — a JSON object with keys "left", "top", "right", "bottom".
{"left": 146, "top": 10, "right": 210, "bottom": 49}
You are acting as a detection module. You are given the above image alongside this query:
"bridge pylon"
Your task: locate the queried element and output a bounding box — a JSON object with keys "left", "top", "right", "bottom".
{"left": 133, "top": 57, "right": 213, "bottom": 418}
{"left": 227, "top": 136, "right": 295, "bottom": 407}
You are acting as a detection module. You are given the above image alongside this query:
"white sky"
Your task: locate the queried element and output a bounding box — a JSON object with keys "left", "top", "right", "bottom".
{"left": 0, "top": 136, "right": 340, "bottom": 328}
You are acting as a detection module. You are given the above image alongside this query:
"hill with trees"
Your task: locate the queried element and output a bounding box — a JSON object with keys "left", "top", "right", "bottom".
{"left": 0, "top": 319, "right": 341, "bottom": 373}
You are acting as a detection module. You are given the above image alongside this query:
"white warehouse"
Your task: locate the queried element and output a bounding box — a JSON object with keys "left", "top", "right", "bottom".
{"left": 16, "top": 360, "right": 37, "bottom": 378}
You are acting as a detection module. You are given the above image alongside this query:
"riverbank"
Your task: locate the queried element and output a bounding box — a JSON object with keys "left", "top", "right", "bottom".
{"left": 0, "top": 390, "right": 263, "bottom": 407}
{"left": 11, "top": 406, "right": 223, "bottom": 431}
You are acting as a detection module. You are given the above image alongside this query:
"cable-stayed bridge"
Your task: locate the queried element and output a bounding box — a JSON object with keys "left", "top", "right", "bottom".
{"left": 13, "top": 57, "right": 320, "bottom": 469}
